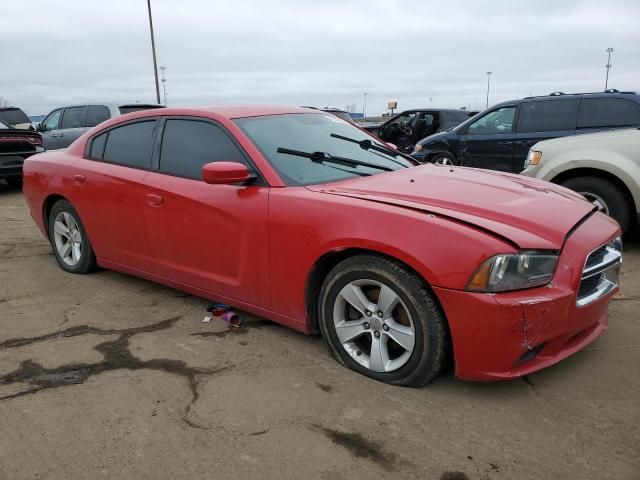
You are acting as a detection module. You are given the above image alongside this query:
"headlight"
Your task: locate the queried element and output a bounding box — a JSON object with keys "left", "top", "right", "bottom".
{"left": 466, "top": 251, "right": 558, "bottom": 292}
{"left": 413, "top": 144, "right": 423, "bottom": 153}
{"left": 525, "top": 150, "right": 542, "bottom": 167}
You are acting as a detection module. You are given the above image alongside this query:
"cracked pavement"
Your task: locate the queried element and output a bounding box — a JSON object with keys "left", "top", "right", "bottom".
{"left": 0, "top": 184, "right": 639, "bottom": 479}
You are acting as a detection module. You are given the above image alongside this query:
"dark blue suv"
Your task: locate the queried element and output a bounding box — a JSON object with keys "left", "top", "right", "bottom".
{"left": 411, "top": 90, "right": 640, "bottom": 172}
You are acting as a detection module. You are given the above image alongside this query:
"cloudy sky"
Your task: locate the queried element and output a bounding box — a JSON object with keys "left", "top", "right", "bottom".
{"left": 1, "top": 0, "right": 639, "bottom": 116}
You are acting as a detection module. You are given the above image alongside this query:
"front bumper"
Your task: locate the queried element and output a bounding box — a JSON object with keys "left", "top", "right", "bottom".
{"left": 434, "top": 212, "right": 621, "bottom": 380}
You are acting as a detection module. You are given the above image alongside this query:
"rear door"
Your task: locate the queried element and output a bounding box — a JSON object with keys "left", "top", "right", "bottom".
{"left": 142, "top": 118, "right": 270, "bottom": 306}
{"left": 576, "top": 97, "right": 640, "bottom": 134}
{"left": 458, "top": 105, "right": 517, "bottom": 171}
{"left": 58, "top": 106, "right": 88, "bottom": 148}
{"left": 513, "top": 98, "right": 579, "bottom": 171}
{"left": 71, "top": 119, "right": 158, "bottom": 272}
{"left": 39, "top": 109, "right": 63, "bottom": 149}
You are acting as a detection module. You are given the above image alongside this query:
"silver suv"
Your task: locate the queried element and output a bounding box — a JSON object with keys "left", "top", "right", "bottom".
{"left": 38, "top": 103, "right": 163, "bottom": 149}
{"left": 521, "top": 128, "right": 640, "bottom": 233}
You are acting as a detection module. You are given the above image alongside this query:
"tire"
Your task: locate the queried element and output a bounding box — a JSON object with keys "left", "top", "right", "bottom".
{"left": 4, "top": 177, "right": 22, "bottom": 189}
{"left": 561, "top": 176, "right": 631, "bottom": 233}
{"left": 431, "top": 152, "right": 456, "bottom": 166}
{"left": 318, "top": 254, "right": 448, "bottom": 387}
{"left": 48, "top": 199, "right": 96, "bottom": 274}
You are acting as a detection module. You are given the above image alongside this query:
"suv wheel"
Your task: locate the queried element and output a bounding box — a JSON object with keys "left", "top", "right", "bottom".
{"left": 561, "top": 176, "right": 631, "bottom": 233}
{"left": 432, "top": 152, "right": 456, "bottom": 165}
{"left": 318, "top": 254, "right": 448, "bottom": 387}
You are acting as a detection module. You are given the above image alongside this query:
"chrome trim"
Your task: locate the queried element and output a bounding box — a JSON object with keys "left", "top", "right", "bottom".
{"left": 576, "top": 237, "right": 622, "bottom": 307}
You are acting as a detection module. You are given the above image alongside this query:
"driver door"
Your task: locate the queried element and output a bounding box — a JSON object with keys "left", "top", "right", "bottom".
{"left": 459, "top": 106, "right": 517, "bottom": 171}
{"left": 142, "top": 118, "right": 270, "bottom": 306}
{"left": 39, "top": 109, "right": 63, "bottom": 150}
{"left": 378, "top": 111, "right": 419, "bottom": 150}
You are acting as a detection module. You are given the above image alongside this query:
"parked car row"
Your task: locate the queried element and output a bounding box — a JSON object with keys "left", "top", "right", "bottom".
{"left": 22, "top": 105, "right": 622, "bottom": 386}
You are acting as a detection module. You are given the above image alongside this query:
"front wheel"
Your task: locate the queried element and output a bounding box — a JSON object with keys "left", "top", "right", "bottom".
{"left": 431, "top": 152, "right": 456, "bottom": 166}
{"left": 319, "top": 254, "right": 448, "bottom": 387}
{"left": 561, "top": 176, "right": 631, "bottom": 233}
{"left": 48, "top": 199, "right": 96, "bottom": 274}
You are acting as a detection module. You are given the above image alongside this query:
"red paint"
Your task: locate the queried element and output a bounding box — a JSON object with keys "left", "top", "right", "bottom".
{"left": 22, "top": 106, "right": 621, "bottom": 381}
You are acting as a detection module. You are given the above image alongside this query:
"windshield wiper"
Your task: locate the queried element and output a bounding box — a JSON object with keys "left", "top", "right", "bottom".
{"left": 276, "top": 147, "right": 394, "bottom": 172}
{"left": 329, "top": 133, "right": 416, "bottom": 166}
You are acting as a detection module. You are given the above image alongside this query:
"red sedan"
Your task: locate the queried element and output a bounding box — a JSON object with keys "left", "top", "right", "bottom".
{"left": 22, "top": 106, "right": 622, "bottom": 385}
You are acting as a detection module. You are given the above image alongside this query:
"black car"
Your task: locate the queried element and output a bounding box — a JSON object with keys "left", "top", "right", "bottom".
{"left": 0, "top": 119, "right": 44, "bottom": 187}
{"left": 412, "top": 90, "right": 640, "bottom": 172}
{"left": 0, "top": 107, "right": 34, "bottom": 130}
{"left": 362, "top": 109, "right": 472, "bottom": 153}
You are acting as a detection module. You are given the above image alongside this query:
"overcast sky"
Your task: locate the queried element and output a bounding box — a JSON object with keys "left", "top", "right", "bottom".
{"left": 1, "top": 0, "right": 639, "bottom": 116}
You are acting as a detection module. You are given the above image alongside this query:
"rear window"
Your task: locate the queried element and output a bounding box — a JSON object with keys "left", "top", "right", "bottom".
{"left": 102, "top": 120, "right": 156, "bottom": 169}
{"left": 0, "top": 108, "right": 30, "bottom": 127}
{"left": 119, "top": 105, "right": 162, "bottom": 115}
{"left": 516, "top": 99, "right": 579, "bottom": 133}
{"left": 577, "top": 98, "right": 640, "bottom": 128}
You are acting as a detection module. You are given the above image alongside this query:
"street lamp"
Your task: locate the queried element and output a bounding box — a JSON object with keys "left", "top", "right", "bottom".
{"left": 160, "top": 66, "right": 168, "bottom": 106}
{"left": 363, "top": 93, "right": 367, "bottom": 120}
{"left": 486, "top": 72, "right": 492, "bottom": 108}
{"left": 146, "top": 0, "right": 161, "bottom": 104}
{"left": 605, "top": 47, "right": 614, "bottom": 90}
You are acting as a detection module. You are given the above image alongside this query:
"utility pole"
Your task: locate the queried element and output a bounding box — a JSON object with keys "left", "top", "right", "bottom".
{"left": 146, "top": 0, "right": 161, "bottom": 104}
{"left": 160, "top": 66, "right": 167, "bottom": 105}
{"left": 605, "top": 47, "right": 614, "bottom": 90}
{"left": 486, "top": 72, "right": 492, "bottom": 108}
{"left": 363, "top": 92, "right": 367, "bottom": 120}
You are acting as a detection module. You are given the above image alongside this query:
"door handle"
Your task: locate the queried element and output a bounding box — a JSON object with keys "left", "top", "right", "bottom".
{"left": 73, "top": 174, "right": 86, "bottom": 185}
{"left": 498, "top": 141, "right": 512, "bottom": 145}
{"left": 146, "top": 193, "right": 163, "bottom": 207}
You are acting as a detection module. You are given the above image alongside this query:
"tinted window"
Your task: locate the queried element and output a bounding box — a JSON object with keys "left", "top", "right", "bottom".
{"left": 61, "top": 107, "right": 87, "bottom": 129}
{"left": 42, "top": 110, "right": 62, "bottom": 130}
{"left": 89, "top": 132, "right": 107, "bottom": 159}
{"left": 577, "top": 98, "right": 640, "bottom": 128}
{"left": 516, "top": 99, "right": 579, "bottom": 133}
{"left": 0, "top": 108, "right": 30, "bottom": 126}
{"left": 103, "top": 121, "right": 156, "bottom": 169}
{"left": 159, "top": 119, "right": 246, "bottom": 179}
{"left": 467, "top": 106, "right": 516, "bottom": 135}
{"left": 85, "top": 105, "right": 111, "bottom": 127}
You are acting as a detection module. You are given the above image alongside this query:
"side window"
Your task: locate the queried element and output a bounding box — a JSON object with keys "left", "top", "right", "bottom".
{"left": 61, "top": 106, "right": 87, "bottom": 129}
{"left": 85, "top": 105, "right": 111, "bottom": 128}
{"left": 42, "top": 109, "right": 62, "bottom": 131}
{"left": 103, "top": 121, "right": 156, "bottom": 169}
{"left": 466, "top": 106, "right": 516, "bottom": 135}
{"left": 159, "top": 119, "right": 246, "bottom": 179}
{"left": 88, "top": 132, "right": 107, "bottom": 159}
{"left": 516, "top": 99, "right": 579, "bottom": 133}
{"left": 388, "top": 112, "right": 418, "bottom": 130}
{"left": 577, "top": 98, "right": 640, "bottom": 128}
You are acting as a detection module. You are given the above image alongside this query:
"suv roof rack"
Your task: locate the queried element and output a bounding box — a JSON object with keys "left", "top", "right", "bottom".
{"left": 523, "top": 90, "right": 638, "bottom": 100}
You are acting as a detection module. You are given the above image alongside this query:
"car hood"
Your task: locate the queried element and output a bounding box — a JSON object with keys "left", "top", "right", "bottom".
{"left": 307, "top": 164, "right": 596, "bottom": 249}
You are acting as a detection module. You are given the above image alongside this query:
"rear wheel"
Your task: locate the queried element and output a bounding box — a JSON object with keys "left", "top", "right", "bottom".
{"left": 318, "top": 254, "right": 447, "bottom": 387}
{"left": 48, "top": 200, "right": 96, "bottom": 274}
{"left": 561, "top": 176, "right": 631, "bottom": 233}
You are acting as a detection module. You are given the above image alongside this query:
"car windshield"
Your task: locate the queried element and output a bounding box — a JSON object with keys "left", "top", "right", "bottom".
{"left": 0, "top": 108, "right": 30, "bottom": 127}
{"left": 234, "top": 113, "right": 412, "bottom": 185}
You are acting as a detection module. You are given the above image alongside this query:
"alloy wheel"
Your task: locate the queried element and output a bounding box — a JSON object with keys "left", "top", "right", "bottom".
{"left": 53, "top": 211, "right": 83, "bottom": 266}
{"left": 332, "top": 279, "right": 415, "bottom": 373}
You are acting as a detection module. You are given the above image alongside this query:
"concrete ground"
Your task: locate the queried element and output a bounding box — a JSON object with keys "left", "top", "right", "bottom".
{"left": 0, "top": 184, "right": 638, "bottom": 480}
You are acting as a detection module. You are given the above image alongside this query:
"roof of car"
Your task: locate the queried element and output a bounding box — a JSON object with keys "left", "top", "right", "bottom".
{"left": 46, "top": 102, "right": 164, "bottom": 110}
{"left": 124, "top": 105, "right": 318, "bottom": 119}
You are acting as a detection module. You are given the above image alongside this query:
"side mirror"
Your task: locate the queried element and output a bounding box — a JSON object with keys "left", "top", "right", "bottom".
{"left": 37, "top": 123, "right": 46, "bottom": 132}
{"left": 202, "top": 162, "right": 252, "bottom": 185}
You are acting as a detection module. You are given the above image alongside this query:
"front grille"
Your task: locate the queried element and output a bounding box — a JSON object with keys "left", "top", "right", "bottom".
{"left": 576, "top": 237, "right": 622, "bottom": 307}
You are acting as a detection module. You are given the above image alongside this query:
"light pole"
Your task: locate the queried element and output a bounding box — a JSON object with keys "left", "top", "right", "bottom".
{"left": 363, "top": 92, "right": 367, "bottom": 120}
{"left": 146, "top": 0, "right": 161, "bottom": 104}
{"left": 605, "top": 47, "right": 614, "bottom": 90}
{"left": 486, "top": 72, "right": 492, "bottom": 108}
{"left": 160, "top": 66, "right": 167, "bottom": 105}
